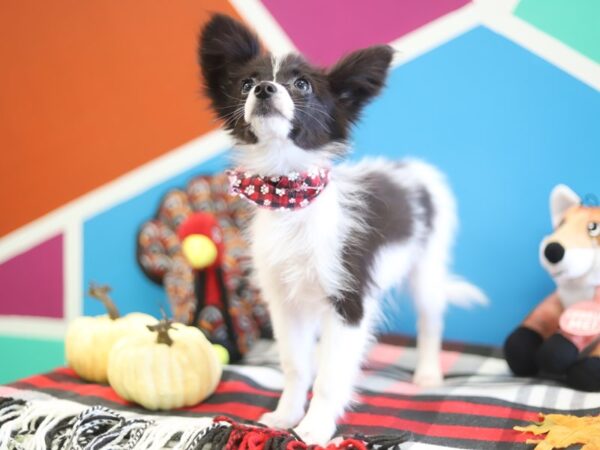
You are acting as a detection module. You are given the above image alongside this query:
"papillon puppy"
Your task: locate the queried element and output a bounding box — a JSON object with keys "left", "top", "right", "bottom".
{"left": 198, "top": 14, "right": 486, "bottom": 444}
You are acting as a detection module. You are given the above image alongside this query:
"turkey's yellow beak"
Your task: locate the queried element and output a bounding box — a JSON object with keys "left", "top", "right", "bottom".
{"left": 181, "top": 234, "right": 218, "bottom": 269}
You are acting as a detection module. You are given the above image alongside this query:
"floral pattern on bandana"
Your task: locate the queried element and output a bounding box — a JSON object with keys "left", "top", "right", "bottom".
{"left": 227, "top": 168, "right": 330, "bottom": 211}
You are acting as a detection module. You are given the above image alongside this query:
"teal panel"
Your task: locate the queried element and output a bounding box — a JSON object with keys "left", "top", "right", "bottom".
{"left": 0, "top": 335, "right": 64, "bottom": 384}
{"left": 516, "top": 0, "right": 600, "bottom": 63}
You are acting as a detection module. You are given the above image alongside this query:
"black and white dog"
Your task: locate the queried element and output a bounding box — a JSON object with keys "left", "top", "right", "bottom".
{"left": 199, "top": 14, "right": 486, "bottom": 444}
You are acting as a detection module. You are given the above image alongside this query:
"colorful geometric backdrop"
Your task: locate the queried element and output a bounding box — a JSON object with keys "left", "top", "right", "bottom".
{"left": 1, "top": 0, "right": 599, "bottom": 383}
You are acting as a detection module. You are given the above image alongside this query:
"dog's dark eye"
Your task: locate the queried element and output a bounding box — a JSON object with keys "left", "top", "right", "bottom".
{"left": 241, "top": 79, "right": 255, "bottom": 94}
{"left": 588, "top": 222, "right": 600, "bottom": 238}
{"left": 294, "top": 78, "right": 310, "bottom": 92}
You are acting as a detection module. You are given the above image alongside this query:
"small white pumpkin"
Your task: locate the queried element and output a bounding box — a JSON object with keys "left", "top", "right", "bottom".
{"left": 107, "top": 319, "right": 222, "bottom": 410}
{"left": 65, "top": 284, "right": 156, "bottom": 383}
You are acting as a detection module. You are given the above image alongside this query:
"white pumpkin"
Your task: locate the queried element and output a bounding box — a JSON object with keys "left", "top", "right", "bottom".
{"left": 65, "top": 284, "right": 156, "bottom": 383}
{"left": 107, "top": 320, "right": 222, "bottom": 410}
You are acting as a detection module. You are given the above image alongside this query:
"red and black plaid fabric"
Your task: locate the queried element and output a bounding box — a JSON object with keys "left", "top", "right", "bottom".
{"left": 227, "top": 168, "right": 330, "bottom": 210}
{"left": 8, "top": 339, "right": 600, "bottom": 449}
{"left": 5, "top": 367, "right": 537, "bottom": 449}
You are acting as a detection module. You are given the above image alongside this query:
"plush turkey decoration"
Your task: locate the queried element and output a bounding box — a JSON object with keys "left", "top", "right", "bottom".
{"left": 136, "top": 173, "right": 272, "bottom": 361}
{"left": 177, "top": 212, "right": 240, "bottom": 361}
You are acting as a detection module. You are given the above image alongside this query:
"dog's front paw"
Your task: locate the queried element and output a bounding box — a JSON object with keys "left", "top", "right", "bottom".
{"left": 413, "top": 365, "right": 443, "bottom": 387}
{"left": 259, "top": 411, "right": 302, "bottom": 430}
{"left": 294, "top": 415, "right": 336, "bottom": 446}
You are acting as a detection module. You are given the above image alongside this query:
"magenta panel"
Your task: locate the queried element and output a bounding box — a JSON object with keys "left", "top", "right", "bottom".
{"left": 0, "top": 234, "right": 63, "bottom": 318}
{"left": 261, "top": 0, "right": 471, "bottom": 66}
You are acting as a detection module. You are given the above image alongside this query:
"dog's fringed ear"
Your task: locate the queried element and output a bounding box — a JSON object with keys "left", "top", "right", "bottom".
{"left": 328, "top": 45, "right": 394, "bottom": 123}
{"left": 198, "top": 14, "right": 261, "bottom": 109}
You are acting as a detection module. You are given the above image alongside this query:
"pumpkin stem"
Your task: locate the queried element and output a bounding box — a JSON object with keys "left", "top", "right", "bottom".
{"left": 88, "top": 283, "right": 120, "bottom": 320}
{"left": 147, "top": 319, "right": 174, "bottom": 346}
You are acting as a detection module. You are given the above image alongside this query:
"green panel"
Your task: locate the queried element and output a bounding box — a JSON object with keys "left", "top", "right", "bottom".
{"left": 0, "top": 335, "right": 64, "bottom": 384}
{"left": 515, "top": 0, "right": 600, "bottom": 63}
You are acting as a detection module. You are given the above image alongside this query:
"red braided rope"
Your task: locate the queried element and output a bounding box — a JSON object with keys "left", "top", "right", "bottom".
{"left": 212, "top": 417, "right": 368, "bottom": 450}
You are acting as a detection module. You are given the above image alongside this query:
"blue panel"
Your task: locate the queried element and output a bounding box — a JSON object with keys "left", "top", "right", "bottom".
{"left": 83, "top": 152, "right": 229, "bottom": 317}
{"left": 353, "top": 26, "right": 600, "bottom": 345}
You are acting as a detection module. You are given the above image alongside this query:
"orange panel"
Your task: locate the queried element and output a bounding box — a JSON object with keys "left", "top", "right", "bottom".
{"left": 0, "top": 1, "right": 240, "bottom": 237}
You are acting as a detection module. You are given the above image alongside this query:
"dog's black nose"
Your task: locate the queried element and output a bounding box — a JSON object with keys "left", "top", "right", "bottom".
{"left": 544, "top": 242, "right": 565, "bottom": 264}
{"left": 254, "top": 81, "right": 277, "bottom": 99}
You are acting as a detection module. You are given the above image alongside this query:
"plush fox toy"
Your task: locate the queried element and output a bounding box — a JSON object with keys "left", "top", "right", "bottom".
{"left": 505, "top": 184, "right": 600, "bottom": 391}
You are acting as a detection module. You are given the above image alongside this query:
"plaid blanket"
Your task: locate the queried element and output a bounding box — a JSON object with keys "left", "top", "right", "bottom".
{"left": 2, "top": 338, "right": 600, "bottom": 449}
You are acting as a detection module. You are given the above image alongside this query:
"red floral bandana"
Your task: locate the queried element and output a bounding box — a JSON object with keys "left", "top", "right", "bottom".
{"left": 227, "top": 167, "right": 330, "bottom": 210}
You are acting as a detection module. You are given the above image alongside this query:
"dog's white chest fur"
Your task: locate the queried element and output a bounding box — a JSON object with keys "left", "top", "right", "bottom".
{"left": 249, "top": 181, "right": 345, "bottom": 309}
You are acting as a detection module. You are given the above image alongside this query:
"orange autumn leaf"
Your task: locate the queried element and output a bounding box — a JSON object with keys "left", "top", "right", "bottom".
{"left": 515, "top": 413, "right": 600, "bottom": 450}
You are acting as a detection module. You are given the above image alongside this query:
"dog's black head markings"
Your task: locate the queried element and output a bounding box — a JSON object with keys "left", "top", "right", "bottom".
{"left": 198, "top": 14, "right": 394, "bottom": 154}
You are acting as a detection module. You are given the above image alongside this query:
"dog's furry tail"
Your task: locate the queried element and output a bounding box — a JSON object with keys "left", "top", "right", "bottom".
{"left": 445, "top": 276, "right": 488, "bottom": 308}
